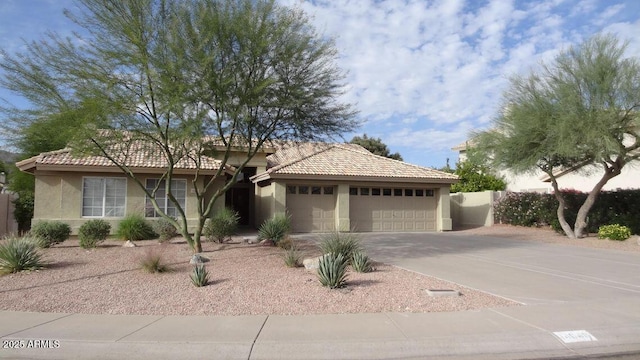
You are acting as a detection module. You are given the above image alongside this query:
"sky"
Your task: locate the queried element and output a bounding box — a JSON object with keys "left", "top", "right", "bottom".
{"left": 1, "top": 0, "right": 639, "bottom": 169}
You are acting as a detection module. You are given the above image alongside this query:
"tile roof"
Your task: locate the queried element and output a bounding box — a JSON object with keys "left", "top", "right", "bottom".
{"left": 259, "top": 142, "right": 458, "bottom": 182}
{"left": 16, "top": 145, "right": 224, "bottom": 173}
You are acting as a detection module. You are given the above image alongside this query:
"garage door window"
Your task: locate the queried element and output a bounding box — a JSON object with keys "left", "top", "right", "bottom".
{"left": 287, "top": 186, "right": 297, "bottom": 194}
{"left": 324, "top": 187, "right": 334, "bottom": 195}
{"left": 383, "top": 188, "right": 392, "bottom": 196}
{"left": 394, "top": 189, "right": 403, "bottom": 196}
{"left": 372, "top": 188, "right": 381, "bottom": 196}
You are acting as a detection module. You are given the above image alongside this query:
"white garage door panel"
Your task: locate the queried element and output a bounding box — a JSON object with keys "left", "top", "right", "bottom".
{"left": 350, "top": 187, "right": 437, "bottom": 232}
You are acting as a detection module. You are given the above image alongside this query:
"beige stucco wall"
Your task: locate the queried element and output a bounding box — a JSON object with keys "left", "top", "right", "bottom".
{"left": 450, "top": 190, "right": 505, "bottom": 228}
{"left": 436, "top": 186, "right": 452, "bottom": 231}
{"left": 33, "top": 171, "right": 225, "bottom": 234}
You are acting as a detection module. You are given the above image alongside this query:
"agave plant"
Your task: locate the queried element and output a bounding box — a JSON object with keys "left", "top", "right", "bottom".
{"left": 190, "top": 264, "right": 209, "bottom": 287}
{"left": 0, "top": 237, "right": 46, "bottom": 275}
{"left": 319, "top": 232, "right": 362, "bottom": 264}
{"left": 351, "top": 251, "right": 373, "bottom": 273}
{"left": 317, "top": 252, "right": 348, "bottom": 288}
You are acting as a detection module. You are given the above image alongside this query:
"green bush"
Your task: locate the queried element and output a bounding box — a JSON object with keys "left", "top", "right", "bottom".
{"left": 598, "top": 224, "right": 632, "bottom": 241}
{"left": 30, "top": 221, "right": 72, "bottom": 248}
{"left": 203, "top": 208, "right": 240, "bottom": 243}
{"left": 12, "top": 192, "right": 34, "bottom": 235}
{"left": 0, "top": 237, "right": 46, "bottom": 275}
{"left": 319, "top": 232, "right": 362, "bottom": 264}
{"left": 257, "top": 214, "right": 291, "bottom": 245}
{"left": 190, "top": 264, "right": 209, "bottom": 287}
{"left": 139, "top": 248, "right": 171, "bottom": 273}
{"left": 153, "top": 217, "right": 178, "bottom": 242}
{"left": 116, "top": 214, "right": 157, "bottom": 241}
{"left": 78, "top": 220, "right": 111, "bottom": 249}
{"left": 351, "top": 251, "right": 373, "bottom": 273}
{"left": 317, "top": 253, "right": 348, "bottom": 288}
{"left": 494, "top": 190, "right": 640, "bottom": 235}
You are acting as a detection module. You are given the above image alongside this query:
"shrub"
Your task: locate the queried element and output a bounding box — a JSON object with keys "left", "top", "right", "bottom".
{"left": 351, "top": 251, "right": 373, "bottom": 273}
{"left": 0, "top": 237, "right": 46, "bottom": 275}
{"left": 153, "top": 217, "right": 178, "bottom": 242}
{"left": 317, "top": 253, "right": 348, "bottom": 288}
{"left": 30, "top": 221, "right": 72, "bottom": 248}
{"left": 13, "top": 192, "right": 34, "bottom": 235}
{"left": 138, "top": 248, "right": 171, "bottom": 273}
{"left": 203, "top": 208, "right": 240, "bottom": 243}
{"left": 277, "top": 236, "right": 294, "bottom": 250}
{"left": 283, "top": 246, "right": 301, "bottom": 268}
{"left": 598, "top": 224, "right": 631, "bottom": 241}
{"left": 78, "top": 220, "right": 111, "bottom": 249}
{"left": 257, "top": 214, "right": 291, "bottom": 245}
{"left": 190, "top": 264, "right": 209, "bottom": 287}
{"left": 117, "top": 214, "right": 157, "bottom": 241}
{"left": 319, "top": 232, "right": 362, "bottom": 264}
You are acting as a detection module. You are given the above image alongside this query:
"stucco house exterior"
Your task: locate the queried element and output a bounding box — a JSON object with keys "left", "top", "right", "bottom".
{"left": 17, "top": 141, "right": 458, "bottom": 234}
{"left": 452, "top": 141, "right": 640, "bottom": 193}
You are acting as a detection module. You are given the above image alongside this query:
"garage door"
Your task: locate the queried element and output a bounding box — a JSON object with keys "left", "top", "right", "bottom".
{"left": 286, "top": 185, "right": 336, "bottom": 232}
{"left": 349, "top": 187, "right": 436, "bottom": 232}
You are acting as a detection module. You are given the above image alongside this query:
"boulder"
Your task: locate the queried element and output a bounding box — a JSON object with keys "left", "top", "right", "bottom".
{"left": 122, "top": 240, "right": 136, "bottom": 248}
{"left": 190, "top": 254, "right": 210, "bottom": 265}
{"left": 243, "top": 236, "right": 258, "bottom": 244}
{"left": 259, "top": 239, "right": 274, "bottom": 246}
{"left": 303, "top": 255, "right": 328, "bottom": 270}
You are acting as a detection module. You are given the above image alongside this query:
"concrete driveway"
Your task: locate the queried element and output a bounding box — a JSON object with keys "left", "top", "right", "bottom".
{"left": 360, "top": 232, "right": 640, "bottom": 305}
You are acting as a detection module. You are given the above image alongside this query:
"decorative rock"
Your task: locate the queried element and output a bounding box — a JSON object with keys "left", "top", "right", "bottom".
{"left": 244, "top": 236, "right": 258, "bottom": 244}
{"left": 303, "top": 255, "right": 328, "bottom": 270}
{"left": 190, "top": 254, "right": 210, "bottom": 265}
{"left": 122, "top": 240, "right": 136, "bottom": 248}
{"left": 259, "top": 239, "right": 274, "bottom": 246}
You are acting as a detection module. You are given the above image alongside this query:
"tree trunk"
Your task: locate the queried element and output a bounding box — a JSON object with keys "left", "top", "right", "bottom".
{"left": 574, "top": 162, "right": 621, "bottom": 238}
{"left": 548, "top": 172, "right": 575, "bottom": 238}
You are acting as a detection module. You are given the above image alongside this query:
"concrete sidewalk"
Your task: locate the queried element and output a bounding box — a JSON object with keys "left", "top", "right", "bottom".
{"left": 2, "top": 302, "right": 640, "bottom": 360}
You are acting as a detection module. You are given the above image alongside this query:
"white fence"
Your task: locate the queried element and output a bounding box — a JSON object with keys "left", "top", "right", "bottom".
{"left": 0, "top": 193, "right": 18, "bottom": 237}
{"left": 450, "top": 190, "right": 506, "bottom": 228}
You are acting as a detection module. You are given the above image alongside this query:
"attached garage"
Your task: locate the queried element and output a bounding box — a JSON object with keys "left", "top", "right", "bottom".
{"left": 252, "top": 142, "right": 458, "bottom": 233}
{"left": 349, "top": 187, "right": 437, "bottom": 232}
{"left": 286, "top": 185, "right": 336, "bottom": 232}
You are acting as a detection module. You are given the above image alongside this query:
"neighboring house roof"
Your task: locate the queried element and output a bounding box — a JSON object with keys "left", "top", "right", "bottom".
{"left": 16, "top": 147, "right": 229, "bottom": 175}
{"left": 252, "top": 142, "right": 458, "bottom": 183}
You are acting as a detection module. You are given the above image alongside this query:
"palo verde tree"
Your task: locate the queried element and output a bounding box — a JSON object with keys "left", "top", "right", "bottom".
{"left": 0, "top": 0, "right": 357, "bottom": 252}
{"left": 474, "top": 33, "right": 640, "bottom": 238}
{"left": 350, "top": 134, "right": 403, "bottom": 160}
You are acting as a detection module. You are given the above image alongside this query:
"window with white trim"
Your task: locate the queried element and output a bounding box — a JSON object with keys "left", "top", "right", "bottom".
{"left": 145, "top": 179, "right": 187, "bottom": 217}
{"left": 82, "top": 177, "right": 127, "bottom": 217}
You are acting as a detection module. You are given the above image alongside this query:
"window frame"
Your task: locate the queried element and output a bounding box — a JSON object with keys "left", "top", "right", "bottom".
{"left": 81, "top": 176, "right": 127, "bottom": 218}
{"left": 145, "top": 178, "right": 188, "bottom": 218}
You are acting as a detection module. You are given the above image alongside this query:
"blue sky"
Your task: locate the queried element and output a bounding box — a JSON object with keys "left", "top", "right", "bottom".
{"left": 1, "top": 0, "right": 639, "bottom": 168}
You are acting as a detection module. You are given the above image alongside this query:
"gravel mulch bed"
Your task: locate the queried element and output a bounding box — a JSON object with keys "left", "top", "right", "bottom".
{"left": 0, "top": 237, "right": 517, "bottom": 316}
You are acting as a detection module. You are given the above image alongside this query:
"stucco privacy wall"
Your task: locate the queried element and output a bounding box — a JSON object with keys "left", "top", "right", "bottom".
{"left": 32, "top": 171, "right": 225, "bottom": 234}
{"left": 450, "top": 190, "right": 506, "bottom": 228}
{"left": 0, "top": 193, "right": 18, "bottom": 236}
{"left": 262, "top": 180, "right": 453, "bottom": 232}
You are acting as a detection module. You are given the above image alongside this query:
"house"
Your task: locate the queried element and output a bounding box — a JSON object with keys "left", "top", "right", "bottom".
{"left": 452, "top": 141, "right": 640, "bottom": 193}
{"left": 17, "top": 141, "right": 458, "bottom": 234}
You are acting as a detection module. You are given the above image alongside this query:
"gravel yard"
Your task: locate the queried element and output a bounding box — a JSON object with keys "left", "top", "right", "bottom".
{"left": 1, "top": 225, "right": 635, "bottom": 316}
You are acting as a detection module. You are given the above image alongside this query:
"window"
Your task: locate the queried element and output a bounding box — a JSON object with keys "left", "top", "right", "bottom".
{"left": 360, "top": 188, "right": 370, "bottom": 196}
{"left": 82, "top": 177, "right": 126, "bottom": 217}
{"left": 383, "top": 188, "right": 392, "bottom": 196}
{"left": 349, "top": 187, "right": 358, "bottom": 196}
{"left": 405, "top": 189, "right": 413, "bottom": 197}
{"left": 394, "top": 189, "right": 403, "bottom": 196}
{"left": 299, "top": 186, "right": 309, "bottom": 195}
{"left": 323, "top": 187, "right": 334, "bottom": 195}
{"left": 287, "top": 186, "right": 297, "bottom": 194}
{"left": 372, "top": 188, "right": 381, "bottom": 196}
{"left": 415, "top": 189, "right": 424, "bottom": 197}
{"left": 311, "top": 186, "right": 322, "bottom": 195}
{"left": 425, "top": 189, "right": 435, "bottom": 197}
{"left": 145, "top": 179, "right": 187, "bottom": 217}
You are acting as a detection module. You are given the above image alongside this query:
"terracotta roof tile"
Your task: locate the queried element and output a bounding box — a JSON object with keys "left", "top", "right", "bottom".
{"left": 17, "top": 145, "right": 222, "bottom": 172}
{"left": 264, "top": 143, "right": 458, "bottom": 181}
